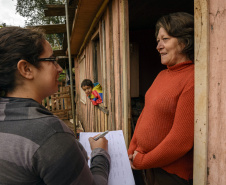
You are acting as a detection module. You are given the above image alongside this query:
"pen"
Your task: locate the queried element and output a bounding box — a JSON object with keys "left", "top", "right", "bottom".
{"left": 94, "top": 130, "right": 109, "bottom": 141}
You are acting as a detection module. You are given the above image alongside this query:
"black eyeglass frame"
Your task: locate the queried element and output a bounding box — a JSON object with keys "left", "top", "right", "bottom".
{"left": 37, "top": 57, "right": 59, "bottom": 66}
{"left": 37, "top": 57, "right": 57, "bottom": 62}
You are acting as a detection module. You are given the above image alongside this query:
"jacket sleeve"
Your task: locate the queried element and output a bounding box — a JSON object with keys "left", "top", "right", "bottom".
{"left": 133, "top": 80, "right": 194, "bottom": 169}
{"left": 91, "top": 90, "right": 103, "bottom": 105}
{"left": 33, "top": 132, "right": 110, "bottom": 185}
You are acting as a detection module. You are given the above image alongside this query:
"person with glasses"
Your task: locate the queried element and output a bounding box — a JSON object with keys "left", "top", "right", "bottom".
{"left": 0, "top": 27, "right": 110, "bottom": 185}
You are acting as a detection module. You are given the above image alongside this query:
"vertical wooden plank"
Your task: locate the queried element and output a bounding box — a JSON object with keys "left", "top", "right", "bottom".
{"left": 93, "top": 106, "right": 95, "bottom": 132}
{"left": 51, "top": 95, "right": 55, "bottom": 111}
{"left": 120, "top": 0, "right": 130, "bottom": 148}
{"left": 101, "top": 20, "right": 107, "bottom": 109}
{"left": 104, "top": 10, "right": 111, "bottom": 129}
{"left": 96, "top": 41, "right": 102, "bottom": 85}
{"left": 86, "top": 45, "right": 90, "bottom": 132}
{"left": 67, "top": 86, "right": 71, "bottom": 111}
{"left": 98, "top": 109, "right": 101, "bottom": 132}
{"left": 208, "top": 0, "right": 226, "bottom": 184}
{"left": 96, "top": 109, "right": 99, "bottom": 132}
{"left": 112, "top": 0, "right": 121, "bottom": 131}
{"left": 89, "top": 43, "right": 94, "bottom": 132}
{"left": 42, "top": 99, "right": 45, "bottom": 107}
{"left": 99, "top": 21, "right": 103, "bottom": 86}
{"left": 56, "top": 90, "right": 59, "bottom": 111}
{"left": 86, "top": 99, "right": 89, "bottom": 132}
{"left": 95, "top": 107, "right": 98, "bottom": 132}
{"left": 193, "top": 0, "right": 209, "bottom": 185}
{"left": 101, "top": 111, "right": 105, "bottom": 132}
{"left": 104, "top": 113, "right": 107, "bottom": 131}
{"left": 46, "top": 97, "right": 50, "bottom": 110}
{"left": 92, "top": 107, "right": 95, "bottom": 132}
{"left": 90, "top": 105, "right": 93, "bottom": 132}
{"left": 60, "top": 87, "right": 64, "bottom": 110}
{"left": 65, "top": 89, "right": 68, "bottom": 110}
{"left": 108, "top": 1, "right": 116, "bottom": 131}
{"left": 93, "top": 41, "right": 98, "bottom": 83}
{"left": 74, "top": 57, "right": 80, "bottom": 128}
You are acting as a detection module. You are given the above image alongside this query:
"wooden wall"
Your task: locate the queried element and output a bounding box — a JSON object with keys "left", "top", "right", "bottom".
{"left": 194, "top": 0, "right": 226, "bottom": 184}
{"left": 193, "top": 0, "right": 209, "bottom": 184}
{"left": 208, "top": 0, "right": 226, "bottom": 184}
{"left": 74, "top": 0, "right": 131, "bottom": 144}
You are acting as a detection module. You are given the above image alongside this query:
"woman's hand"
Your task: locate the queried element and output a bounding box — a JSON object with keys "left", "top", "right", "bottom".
{"left": 129, "top": 154, "right": 134, "bottom": 167}
{"left": 89, "top": 136, "right": 108, "bottom": 152}
{"left": 129, "top": 151, "right": 139, "bottom": 170}
{"left": 133, "top": 150, "right": 138, "bottom": 160}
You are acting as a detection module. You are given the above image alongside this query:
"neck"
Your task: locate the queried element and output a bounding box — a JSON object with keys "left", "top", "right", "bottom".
{"left": 6, "top": 85, "right": 42, "bottom": 104}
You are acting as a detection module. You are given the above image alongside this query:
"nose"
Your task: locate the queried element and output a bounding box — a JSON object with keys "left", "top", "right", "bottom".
{"left": 156, "top": 40, "right": 164, "bottom": 52}
{"left": 57, "top": 64, "right": 63, "bottom": 74}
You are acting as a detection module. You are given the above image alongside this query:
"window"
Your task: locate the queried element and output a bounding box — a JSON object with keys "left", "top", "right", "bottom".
{"left": 92, "top": 33, "right": 102, "bottom": 85}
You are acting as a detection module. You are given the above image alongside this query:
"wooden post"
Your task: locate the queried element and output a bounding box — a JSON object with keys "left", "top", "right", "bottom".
{"left": 208, "top": 0, "right": 226, "bottom": 183}
{"left": 120, "top": 0, "right": 130, "bottom": 148}
{"left": 65, "top": 0, "right": 76, "bottom": 134}
{"left": 193, "top": 0, "right": 209, "bottom": 185}
{"left": 109, "top": 1, "right": 116, "bottom": 131}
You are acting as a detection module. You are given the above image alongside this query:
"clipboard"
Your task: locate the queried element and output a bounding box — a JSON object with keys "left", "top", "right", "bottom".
{"left": 79, "top": 130, "right": 135, "bottom": 185}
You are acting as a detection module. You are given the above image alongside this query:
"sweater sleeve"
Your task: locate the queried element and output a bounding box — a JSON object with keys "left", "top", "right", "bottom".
{"left": 133, "top": 80, "right": 194, "bottom": 169}
{"left": 33, "top": 133, "right": 110, "bottom": 185}
{"left": 128, "top": 110, "right": 144, "bottom": 155}
{"left": 91, "top": 90, "right": 103, "bottom": 105}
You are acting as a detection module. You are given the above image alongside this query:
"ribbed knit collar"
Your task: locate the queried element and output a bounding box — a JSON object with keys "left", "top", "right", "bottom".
{"left": 167, "top": 61, "right": 193, "bottom": 72}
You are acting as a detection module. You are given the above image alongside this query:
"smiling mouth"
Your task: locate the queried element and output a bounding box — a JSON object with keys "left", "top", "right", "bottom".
{"left": 160, "top": 53, "right": 167, "bottom": 56}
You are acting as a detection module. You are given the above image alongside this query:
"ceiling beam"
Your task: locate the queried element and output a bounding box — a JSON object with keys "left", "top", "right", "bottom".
{"left": 28, "top": 24, "right": 66, "bottom": 34}
{"left": 53, "top": 50, "right": 66, "bottom": 56}
{"left": 44, "top": 5, "right": 75, "bottom": 17}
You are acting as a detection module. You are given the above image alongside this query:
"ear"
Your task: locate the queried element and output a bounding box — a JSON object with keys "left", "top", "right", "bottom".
{"left": 17, "top": 60, "right": 34, "bottom": 80}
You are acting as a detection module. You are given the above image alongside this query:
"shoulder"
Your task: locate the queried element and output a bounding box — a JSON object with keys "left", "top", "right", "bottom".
{"left": 93, "top": 82, "right": 100, "bottom": 86}
{"left": 93, "top": 82, "right": 102, "bottom": 91}
{"left": 10, "top": 115, "right": 75, "bottom": 148}
{"left": 33, "top": 116, "right": 75, "bottom": 142}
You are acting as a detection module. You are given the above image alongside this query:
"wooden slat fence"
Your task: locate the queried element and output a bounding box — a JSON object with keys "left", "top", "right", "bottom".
{"left": 42, "top": 86, "right": 72, "bottom": 120}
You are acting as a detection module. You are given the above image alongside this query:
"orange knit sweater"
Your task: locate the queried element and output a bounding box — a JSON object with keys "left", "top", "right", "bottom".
{"left": 128, "top": 61, "right": 194, "bottom": 180}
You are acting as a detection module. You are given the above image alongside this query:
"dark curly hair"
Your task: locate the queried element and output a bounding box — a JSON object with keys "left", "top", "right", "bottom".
{"left": 0, "top": 27, "right": 46, "bottom": 96}
{"left": 81, "top": 79, "right": 94, "bottom": 88}
{"left": 155, "top": 12, "right": 194, "bottom": 61}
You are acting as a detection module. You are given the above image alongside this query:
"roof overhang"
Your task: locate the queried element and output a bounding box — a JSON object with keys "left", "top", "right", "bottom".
{"left": 70, "top": 0, "right": 105, "bottom": 56}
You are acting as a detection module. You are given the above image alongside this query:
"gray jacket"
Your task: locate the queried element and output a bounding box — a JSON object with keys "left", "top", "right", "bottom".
{"left": 0, "top": 97, "right": 110, "bottom": 185}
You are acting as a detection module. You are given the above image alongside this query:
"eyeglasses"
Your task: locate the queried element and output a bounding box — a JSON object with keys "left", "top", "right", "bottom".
{"left": 37, "top": 57, "right": 59, "bottom": 66}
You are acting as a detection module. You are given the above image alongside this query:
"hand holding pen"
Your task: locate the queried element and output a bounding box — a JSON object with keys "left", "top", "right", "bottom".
{"left": 94, "top": 130, "right": 109, "bottom": 141}
{"left": 89, "top": 130, "right": 109, "bottom": 152}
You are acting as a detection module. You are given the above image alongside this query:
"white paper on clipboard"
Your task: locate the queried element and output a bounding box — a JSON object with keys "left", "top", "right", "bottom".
{"left": 79, "top": 130, "right": 135, "bottom": 185}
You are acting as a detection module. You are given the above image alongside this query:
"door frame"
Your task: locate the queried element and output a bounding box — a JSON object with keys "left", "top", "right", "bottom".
{"left": 194, "top": 0, "right": 209, "bottom": 185}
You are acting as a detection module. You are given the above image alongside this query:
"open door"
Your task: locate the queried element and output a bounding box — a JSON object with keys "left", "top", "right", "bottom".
{"left": 129, "top": 0, "right": 194, "bottom": 135}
